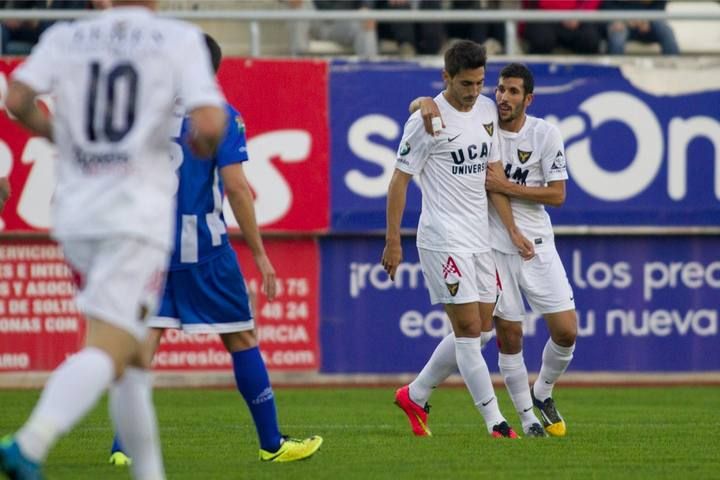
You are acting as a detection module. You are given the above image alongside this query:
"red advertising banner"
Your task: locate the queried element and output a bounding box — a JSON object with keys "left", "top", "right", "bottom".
{"left": 0, "top": 240, "right": 84, "bottom": 371}
{"left": 0, "top": 238, "right": 320, "bottom": 373}
{"left": 0, "top": 57, "right": 329, "bottom": 233}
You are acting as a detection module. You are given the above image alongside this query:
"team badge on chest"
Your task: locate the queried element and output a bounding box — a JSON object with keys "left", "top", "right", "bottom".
{"left": 482, "top": 122, "right": 494, "bottom": 136}
{"left": 517, "top": 149, "right": 532, "bottom": 164}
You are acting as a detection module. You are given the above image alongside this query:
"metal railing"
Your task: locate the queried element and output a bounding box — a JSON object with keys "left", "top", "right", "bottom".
{"left": 1, "top": 8, "right": 719, "bottom": 56}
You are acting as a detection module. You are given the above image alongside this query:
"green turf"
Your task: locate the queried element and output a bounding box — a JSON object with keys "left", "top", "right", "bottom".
{"left": 1, "top": 386, "right": 719, "bottom": 479}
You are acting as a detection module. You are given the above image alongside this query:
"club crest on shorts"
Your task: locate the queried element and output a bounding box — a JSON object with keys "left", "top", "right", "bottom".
{"left": 482, "top": 122, "right": 494, "bottom": 136}
{"left": 442, "top": 256, "right": 462, "bottom": 296}
{"left": 518, "top": 149, "right": 532, "bottom": 164}
{"left": 446, "top": 281, "right": 460, "bottom": 296}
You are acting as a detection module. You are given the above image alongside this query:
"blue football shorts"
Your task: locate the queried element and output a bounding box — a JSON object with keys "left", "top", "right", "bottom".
{"left": 148, "top": 247, "right": 255, "bottom": 334}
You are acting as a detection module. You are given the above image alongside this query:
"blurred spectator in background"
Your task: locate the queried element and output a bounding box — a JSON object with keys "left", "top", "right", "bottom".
{"left": 445, "top": 0, "right": 511, "bottom": 54}
{"left": 48, "top": 0, "right": 111, "bottom": 10}
{"left": 522, "top": 0, "right": 602, "bottom": 54}
{"left": 1, "top": 0, "right": 110, "bottom": 55}
{"left": 601, "top": 0, "right": 679, "bottom": 54}
{"left": 375, "top": 0, "right": 444, "bottom": 56}
{"left": 0, "top": 0, "right": 46, "bottom": 55}
{"left": 287, "top": 0, "right": 378, "bottom": 57}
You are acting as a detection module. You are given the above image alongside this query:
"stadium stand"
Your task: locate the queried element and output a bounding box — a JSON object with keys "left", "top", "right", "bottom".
{"left": 2, "top": 0, "right": 719, "bottom": 56}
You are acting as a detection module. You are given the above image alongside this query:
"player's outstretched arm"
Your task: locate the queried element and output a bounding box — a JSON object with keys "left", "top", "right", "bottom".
{"left": 382, "top": 169, "right": 412, "bottom": 281}
{"left": 408, "top": 96, "right": 444, "bottom": 135}
{"left": 5, "top": 81, "right": 52, "bottom": 141}
{"left": 0, "top": 177, "right": 9, "bottom": 213}
{"left": 221, "top": 163, "right": 277, "bottom": 301}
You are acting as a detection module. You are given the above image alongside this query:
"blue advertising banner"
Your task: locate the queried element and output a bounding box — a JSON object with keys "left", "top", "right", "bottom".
{"left": 328, "top": 60, "right": 720, "bottom": 230}
{"left": 319, "top": 235, "right": 720, "bottom": 373}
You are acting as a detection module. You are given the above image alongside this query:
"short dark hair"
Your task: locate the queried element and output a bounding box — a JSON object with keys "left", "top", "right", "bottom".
{"left": 204, "top": 33, "right": 222, "bottom": 74}
{"left": 444, "top": 40, "right": 487, "bottom": 78}
{"left": 499, "top": 63, "right": 534, "bottom": 95}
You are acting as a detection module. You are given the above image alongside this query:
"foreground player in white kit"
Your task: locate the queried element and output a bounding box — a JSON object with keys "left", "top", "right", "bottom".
{"left": 406, "top": 63, "right": 577, "bottom": 438}
{"left": 383, "top": 40, "right": 534, "bottom": 439}
{"left": 1, "top": 1, "right": 226, "bottom": 479}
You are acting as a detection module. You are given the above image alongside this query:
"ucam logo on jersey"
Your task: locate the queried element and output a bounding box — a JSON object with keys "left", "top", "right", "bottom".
{"left": 328, "top": 60, "right": 720, "bottom": 231}
{"left": 0, "top": 58, "right": 330, "bottom": 233}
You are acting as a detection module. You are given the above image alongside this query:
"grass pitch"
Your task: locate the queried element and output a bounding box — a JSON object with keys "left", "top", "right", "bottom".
{"left": 1, "top": 386, "right": 718, "bottom": 479}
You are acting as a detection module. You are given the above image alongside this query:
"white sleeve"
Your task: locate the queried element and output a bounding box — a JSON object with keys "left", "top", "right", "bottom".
{"left": 541, "top": 123, "right": 569, "bottom": 182}
{"left": 395, "top": 112, "right": 432, "bottom": 175}
{"left": 11, "top": 25, "right": 63, "bottom": 94}
{"left": 176, "top": 28, "right": 225, "bottom": 111}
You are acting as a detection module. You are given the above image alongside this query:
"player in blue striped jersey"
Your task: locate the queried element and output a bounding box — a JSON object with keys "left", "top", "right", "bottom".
{"left": 109, "top": 34, "right": 322, "bottom": 465}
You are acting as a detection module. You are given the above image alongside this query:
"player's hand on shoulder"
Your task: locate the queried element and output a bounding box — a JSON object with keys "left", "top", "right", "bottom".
{"left": 419, "top": 98, "right": 443, "bottom": 136}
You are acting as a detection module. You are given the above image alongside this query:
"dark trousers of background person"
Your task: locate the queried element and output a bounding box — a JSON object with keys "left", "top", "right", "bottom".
{"left": 446, "top": 0, "right": 505, "bottom": 50}
{"left": 523, "top": 22, "right": 601, "bottom": 54}
{"left": 376, "top": 0, "right": 445, "bottom": 54}
{"left": 606, "top": 20, "right": 679, "bottom": 54}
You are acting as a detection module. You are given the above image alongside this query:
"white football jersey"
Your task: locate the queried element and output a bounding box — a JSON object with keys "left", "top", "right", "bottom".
{"left": 489, "top": 115, "right": 568, "bottom": 254}
{"left": 12, "top": 7, "right": 224, "bottom": 249}
{"left": 395, "top": 93, "right": 500, "bottom": 253}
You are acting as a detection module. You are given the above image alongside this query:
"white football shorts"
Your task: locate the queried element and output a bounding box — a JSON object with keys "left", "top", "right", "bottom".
{"left": 493, "top": 248, "right": 575, "bottom": 321}
{"left": 62, "top": 237, "right": 169, "bottom": 341}
{"left": 418, "top": 248, "right": 497, "bottom": 305}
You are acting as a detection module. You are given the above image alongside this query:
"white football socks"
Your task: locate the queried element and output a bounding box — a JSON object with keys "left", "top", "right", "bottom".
{"left": 532, "top": 339, "right": 575, "bottom": 401}
{"left": 16, "top": 347, "right": 115, "bottom": 463}
{"left": 409, "top": 333, "right": 457, "bottom": 406}
{"left": 110, "top": 367, "right": 165, "bottom": 480}
{"left": 454, "top": 336, "right": 504, "bottom": 433}
{"left": 498, "top": 351, "right": 540, "bottom": 432}
{"left": 409, "top": 331, "right": 494, "bottom": 406}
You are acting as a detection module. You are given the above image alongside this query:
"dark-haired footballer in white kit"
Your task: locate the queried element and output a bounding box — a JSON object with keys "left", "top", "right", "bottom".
{"left": 404, "top": 63, "right": 577, "bottom": 439}
{"left": 384, "top": 41, "right": 535, "bottom": 441}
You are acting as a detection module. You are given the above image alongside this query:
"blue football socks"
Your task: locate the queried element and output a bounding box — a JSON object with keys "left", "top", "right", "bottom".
{"left": 232, "top": 347, "right": 282, "bottom": 452}
{"left": 111, "top": 435, "right": 123, "bottom": 454}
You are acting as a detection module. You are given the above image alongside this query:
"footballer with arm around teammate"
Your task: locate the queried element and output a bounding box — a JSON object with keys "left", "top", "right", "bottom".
{"left": 383, "top": 40, "right": 532, "bottom": 440}
{"left": 406, "top": 63, "right": 577, "bottom": 438}
{"left": 1, "top": 2, "right": 226, "bottom": 479}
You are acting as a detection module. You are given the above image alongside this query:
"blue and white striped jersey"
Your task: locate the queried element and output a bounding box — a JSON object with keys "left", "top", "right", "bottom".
{"left": 169, "top": 103, "right": 248, "bottom": 270}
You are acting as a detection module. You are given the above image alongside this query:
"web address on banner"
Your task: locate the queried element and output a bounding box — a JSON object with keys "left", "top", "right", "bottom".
{"left": 262, "top": 349, "right": 316, "bottom": 368}
{"left": 152, "top": 348, "right": 316, "bottom": 368}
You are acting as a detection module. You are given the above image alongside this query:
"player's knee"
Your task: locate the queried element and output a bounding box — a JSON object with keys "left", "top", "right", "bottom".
{"left": 495, "top": 321, "right": 523, "bottom": 353}
{"left": 552, "top": 327, "right": 577, "bottom": 347}
{"left": 221, "top": 330, "right": 258, "bottom": 352}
